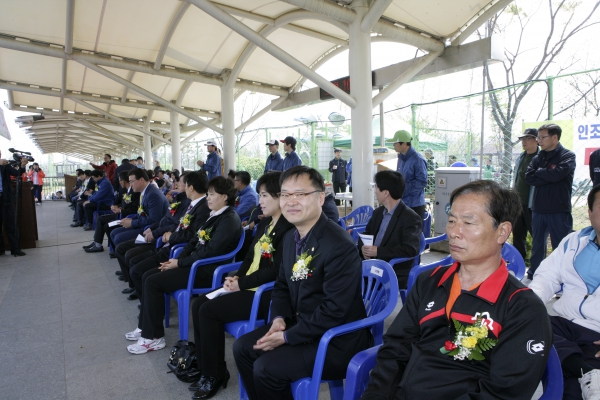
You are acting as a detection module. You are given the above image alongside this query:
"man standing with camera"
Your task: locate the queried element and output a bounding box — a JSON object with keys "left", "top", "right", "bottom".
{"left": 0, "top": 150, "right": 29, "bottom": 256}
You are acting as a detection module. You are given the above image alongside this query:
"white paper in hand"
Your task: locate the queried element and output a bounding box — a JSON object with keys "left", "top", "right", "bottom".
{"left": 359, "top": 233, "right": 374, "bottom": 246}
{"left": 108, "top": 220, "right": 121, "bottom": 227}
{"left": 135, "top": 234, "right": 146, "bottom": 244}
{"left": 205, "top": 287, "right": 232, "bottom": 300}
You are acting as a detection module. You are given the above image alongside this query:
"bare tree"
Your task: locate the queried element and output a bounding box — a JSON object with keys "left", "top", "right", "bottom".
{"left": 555, "top": 71, "right": 600, "bottom": 117}
{"left": 482, "top": 0, "right": 600, "bottom": 185}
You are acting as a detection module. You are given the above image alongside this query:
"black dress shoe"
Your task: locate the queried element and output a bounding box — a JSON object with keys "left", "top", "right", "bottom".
{"left": 122, "top": 287, "right": 134, "bottom": 294}
{"left": 192, "top": 370, "right": 230, "bottom": 399}
{"left": 109, "top": 253, "right": 117, "bottom": 259}
{"left": 11, "top": 250, "right": 26, "bottom": 256}
{"left": 118, "top": 275, "right": 125, "bottom": 281}
{"left": 188, "top": 376, "right": 208, "bottom": 392}
{"left": 70, "top": 222, "right": 83, "bottom": 227}
{"left": 115, "top": 271, "right": 123, "bottom": 276}
{"left": 83, "top": 242, "right": 95, "bottom": 249}
{"left": 127, "top": 293, "right": 139, "bottom": 301}
{"left": 84, "top": 245, "right": 104, "bottom": 253}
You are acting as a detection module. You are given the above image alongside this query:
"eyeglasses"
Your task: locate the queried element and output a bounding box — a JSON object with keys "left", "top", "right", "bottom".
{"left": 536, "top": 135, "right": 551, "bottom": 141}
{"left": 278, "top": 190, "right": 322, "bottom": 201}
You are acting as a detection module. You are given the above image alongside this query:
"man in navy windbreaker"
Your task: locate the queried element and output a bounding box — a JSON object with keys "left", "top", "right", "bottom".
{"left": 83, "top": 170, "right": 115, "bottom": 230}
{"left": 525, "top": 123, "right": 576, "bottom": 281}
{"left": 387, "top": 130, "right": 427, "bottom": 220}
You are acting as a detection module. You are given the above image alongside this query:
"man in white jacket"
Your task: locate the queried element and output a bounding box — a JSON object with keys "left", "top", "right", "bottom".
{"left": 530, "top": 185, "right": 600, "bottom": 400}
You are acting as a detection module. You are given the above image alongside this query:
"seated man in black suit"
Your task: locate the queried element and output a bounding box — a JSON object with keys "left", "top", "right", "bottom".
{"left": 358, "top": 170, "right": 422, "bottom": 288}
{"left": 71, "top": 169, "right": 96, "bottom": 227}
{"left": 118, "top": 171, "right": 211, "bottom": 299}
{"left": 359, "top": 180, "right": 552, "bottom": 400}
{"left": 233, "top": 166, "right": 373, "bottom": 400}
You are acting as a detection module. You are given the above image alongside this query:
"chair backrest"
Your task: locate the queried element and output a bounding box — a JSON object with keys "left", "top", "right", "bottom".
{"left": 501, "top": 242, "right": 526, "bottom": 280}
{"left": 406, "top": 254, "right": 454, "bottom": 293}
{"left": 361, "top": 260, "right": 399, "bottom": 345}
{"left": 342, "top": 205, "right": 373, "bottom": 226}
{"left": 338, "top": 218, "right": 346, "bottom": 230}
{"left": 539, "top": 346, "right": 563, "bottom": 399}
{"left": 422, "top": 211, "right": 431, "bottom": 239}
{"left": 350, "top": 226, "right": 367, "bottom": 244}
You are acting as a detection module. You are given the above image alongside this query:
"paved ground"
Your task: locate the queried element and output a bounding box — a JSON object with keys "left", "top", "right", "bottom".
{"left": 0, "top": 201, "right": 546, "bottom": 399}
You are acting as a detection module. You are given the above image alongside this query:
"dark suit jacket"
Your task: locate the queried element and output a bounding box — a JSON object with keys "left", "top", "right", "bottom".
{"left": 131, "top": 183, "right": 170, "bottom": 228}
{"left": 150, "top": 197, "right": 192, "bottom": 237}
{"left": 177, "top": 206, "right": 243, "bottom": 271}
{"left": 358, "top": 200, "right": 422, "bottom": 287}
{"left": 0, "top": 164, "right": 25, "bottom": 203}
{"left": 150, "top": 196, "right": 211, "bottom": 245}
{"left": 120, "top": 189, "right": 141, "bottom": 217}
{"left": 271, "top": 213, "right": 371, "bottom": 348}
{"left": 237, "top": 215, "right": 294, "bottom": 290}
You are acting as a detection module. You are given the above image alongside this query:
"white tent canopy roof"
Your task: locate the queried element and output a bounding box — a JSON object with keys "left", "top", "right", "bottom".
{"left": 0, "top": 0, "right": 508, "bottom": 159}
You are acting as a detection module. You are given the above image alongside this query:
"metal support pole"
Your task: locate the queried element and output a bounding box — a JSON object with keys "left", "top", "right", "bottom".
{"left": 170, "top": 111, "right": 181, "bottom": 171}
{"left": 311, "top": 122, "right": 316, "bottom": 169}
{"left": 379, "top": 87, "right": 385, "bottom": 147}
{"left": 220, "top": 85, "right": 236, "bottom": 173}
{"left": 411, "top": 104, "right": 418, "bottom": 150}
{"left": 349, "top": 0, "right": 373, "bottom": 208}
{"left": 547, "top": 77, "right": 554, "bottom": 120}
{"left": 144, "top": 112, "right": 154, "bottom": 169}
{"left": 479, "top": 61, "right": 487, "bottom": 179}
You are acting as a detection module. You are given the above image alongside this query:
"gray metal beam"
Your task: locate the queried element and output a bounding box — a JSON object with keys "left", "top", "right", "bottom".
{"left": 70, "top": 119, "right": 145, "bottom": 149}
{"left": 154, "top": 2, "right": 191, "bottom": 70}
{"left": 65, "top": 0, "right": 75, "bottom": 54}
{"left": 68, "top": 98, "right": 171, "bottom": 144}
{"left": 188, "top": 0, "right": 356, "bottom": 108}
{"left": 0, "top": 33, "right": 289, "bottom": 97}
{"left": 274, "top": 37, "right": 503, "bottom": 111}
{"left": 78, "top": 60, "right": 225, "bottom": 135}
{"left": 450, "top": 0, "right": 514, "bottom": 46}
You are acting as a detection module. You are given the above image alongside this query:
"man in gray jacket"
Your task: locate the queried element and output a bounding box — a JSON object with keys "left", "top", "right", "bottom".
{"left": 512, "top": 128, "right": 539, "bottom": 265}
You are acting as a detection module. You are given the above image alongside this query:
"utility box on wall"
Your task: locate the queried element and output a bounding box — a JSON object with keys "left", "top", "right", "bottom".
{"left": 433, "top": 167, "right": 482, "bottom": 235}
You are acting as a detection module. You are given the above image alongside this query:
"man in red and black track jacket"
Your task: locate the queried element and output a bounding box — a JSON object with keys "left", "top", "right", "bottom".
{"left": 361, "top": 180, "right": 553, "bottom": 400}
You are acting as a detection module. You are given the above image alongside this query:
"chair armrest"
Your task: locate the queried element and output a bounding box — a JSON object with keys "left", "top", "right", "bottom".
{"left": 170, "top": 243, "right": 187, "bottom": 258}
{"left": 343, "top": 345, "right": 381, "bottom": 400}
{"left": 246, "top": 281, "right": 275, "bottom": 332}
{"left": 210, "top": 261, "right": 242, "bottom": 289}
{"left": 143, "top": 225, "right": 151, "bottom": 231}
{"left": 125, "top": 214, "right": 136, "bottom": 218}
{"left": 424, "top": 233, "right": 447, "bottom": 245}
{"left": 156, "top": 237, "right": 163, "bottom": 248}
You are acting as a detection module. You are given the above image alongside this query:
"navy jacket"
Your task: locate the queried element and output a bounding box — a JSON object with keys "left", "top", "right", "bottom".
{"left": 328, "top": 157, "right": 348, "bottom": 183}
{"left": 525, "top": 143, "right": 576, "bottom": 213}
{"left": 589, "top": 149, "right": 600, "bottom": 186}
{"left": 282, "top": 151, "right": 302, "bottom": 171}
{"left": 113, "top": 162, "right": 137, "bottom": 186}
{"left": 264, "top": 152, "right": 284, "bottom": 174}
{"left": 88, "top": 177, "right": 114, "bottom": 206}
{"left": 131, "top": 183, "right": 170, "bottom": 228}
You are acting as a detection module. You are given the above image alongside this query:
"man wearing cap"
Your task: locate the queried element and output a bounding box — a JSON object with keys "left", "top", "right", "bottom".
{"left": 197, "top": 140, "right": 222, "bottom": 179}
{"left": 388, "top": 130, "right": 428, "bottom": 220}
{"left": 281, "top": 136, "right": 302, "bottom": 171}
{"left": 471, "top": 157, "right": 480, "bottom": 167}
{"left": 328, "top": 148, "right": 348, "bottom": 205}
{"left": 512, "top": 128, "right": 539, "bottom": 263}
{"left": 264, "top": 139, "right": 283, "bottom": 174}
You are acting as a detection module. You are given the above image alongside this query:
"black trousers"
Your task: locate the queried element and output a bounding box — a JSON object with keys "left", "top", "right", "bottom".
{"left": 332, "top": 181, "right": 347, "bottom": 206}
{"left": 84, "top": 202, "right": 111, "bottom": 226}
{"left": 128, "top": 247, "right": 171, "bottom": 296}
{"left": 233, "top": 324, "right": 371, "bottom": 400}
{"left": 191, "top": 290, "right": 271, "bottom": 379}
{"left": 115, "top": 238, "right": 155, "bottom": 284}
{"left": 93, "top": 213, "right": 118, "bottom": 244}
{"left": 74, "top": 200, "right": 85, "bottom": 223}
{"left": 551, "top": 316, "right": 600, "bottom": 400}
{"left": 138, "top": 266, "right": 213, "bottom": 339}
{"left": 512, "top": 206, "right": 532, "bottom": 262}
{"left": 0, "top": 197, "right": 20, "bottom": 252}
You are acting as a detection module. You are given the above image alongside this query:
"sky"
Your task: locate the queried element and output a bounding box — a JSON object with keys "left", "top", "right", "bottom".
{"left": 1, "top": 0, "right": 599, "bottom": 166}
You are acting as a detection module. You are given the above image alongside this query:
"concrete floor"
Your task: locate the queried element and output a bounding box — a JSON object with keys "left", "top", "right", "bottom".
{"left": 0, "top": 201, "right": 546, "bottom": 399}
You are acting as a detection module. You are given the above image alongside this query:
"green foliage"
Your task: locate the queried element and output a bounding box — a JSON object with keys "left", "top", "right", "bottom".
{"left": 237, "top": 157, "right": 266, "bottom": 180}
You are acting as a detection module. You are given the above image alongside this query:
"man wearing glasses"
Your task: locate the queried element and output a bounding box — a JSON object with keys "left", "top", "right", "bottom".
{"left": 525, "top": 123, "right": 576, "bottom": 282}
{"left": 234, "top": 166, "right": 372, "bottom": 400}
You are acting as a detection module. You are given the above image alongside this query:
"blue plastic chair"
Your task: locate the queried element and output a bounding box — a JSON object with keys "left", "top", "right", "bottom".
{"left": 501, "top": 242, "right": 526, "bottom": 280}
{"left": 338, "top": 218, "right": 347, "bottom": 230}
{"left": 406, "top": 254, "right": 455, "bottom": 293}
{"left": 289, "top": 260, "right": 398, "bottom": 400}
{"left": 392, "top": 233, "right": 426, "bottom": 303}
{"left": 423, "top": 211, "right": 432, "bottom": 240}
{"left": 164, "top": 234, "right": 245, "bottom": 340}
{"left": 342, "top": 344, "right": 562, "bottom": 400}
{"left": 341, "top": 206, "right": 373, "bottom": 227}
{"left": 349, "top": 226, "right": 367, "bottom": 245}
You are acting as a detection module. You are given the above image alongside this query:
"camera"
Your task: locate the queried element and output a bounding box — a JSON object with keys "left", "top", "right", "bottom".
{"left": 8, "top": 148, "right": 35, "bottom": 166}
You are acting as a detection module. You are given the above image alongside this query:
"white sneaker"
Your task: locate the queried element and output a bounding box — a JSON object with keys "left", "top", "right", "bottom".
{"left": 580, "top": 369, "right": 600, "bottom": 400}
{"left": 127, "top": 337, "right": 166, "bottom": 354}
{"left": 125, "top": 328, "right": 142, "bottom": 341}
